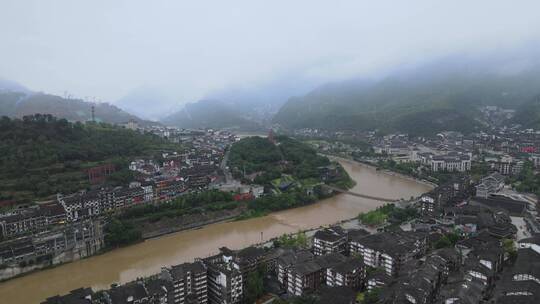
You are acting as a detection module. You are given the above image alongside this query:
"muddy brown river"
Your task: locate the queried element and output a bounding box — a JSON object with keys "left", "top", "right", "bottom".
{"left": 0, "top": 159, "right": 431, "bottom": 303}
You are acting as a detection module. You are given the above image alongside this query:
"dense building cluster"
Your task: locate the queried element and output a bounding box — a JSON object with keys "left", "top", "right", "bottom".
{"left": 0, "top": 129, "right": 238, "bottom": 280}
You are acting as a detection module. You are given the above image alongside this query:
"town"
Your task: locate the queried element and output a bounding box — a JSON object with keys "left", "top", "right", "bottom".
{"left": 34, "top": 119, "right": 540, "bottom": 304}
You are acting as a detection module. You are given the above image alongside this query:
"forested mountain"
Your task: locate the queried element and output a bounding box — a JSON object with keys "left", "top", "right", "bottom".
{"left": 273, "top": 58, "right": 540, "bottom": 135}
{"left": 161, "top": 99, "right": 262, "bottom": 131}
{"left": 0, "top": 114, "right": 176, "bottom": 204}
{"left": 0, "top": 79, "right": 153, "bottom": 125}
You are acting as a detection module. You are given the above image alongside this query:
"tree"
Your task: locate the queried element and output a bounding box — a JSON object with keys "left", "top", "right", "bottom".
{"left": 245, "top": 266, "right": 265, "bottom": 303}
{"left": 363, "top": 288, "right": 381, "bottom": 304}
{"left": 502, "top": 238, "right": 517, "bottom": 260}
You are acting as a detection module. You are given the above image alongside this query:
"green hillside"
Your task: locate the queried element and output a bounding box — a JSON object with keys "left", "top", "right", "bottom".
{"left": 0, "top": 114, "right": 177, "bottom": 204}
{"left": 273, "top": 63, "right": 540, "bottom": 135}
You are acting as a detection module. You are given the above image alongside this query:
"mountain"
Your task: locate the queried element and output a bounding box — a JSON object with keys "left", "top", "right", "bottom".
{"left": 204, "top": 75, "right": 319, "bottom": 123}
{"left": 512, "top": 95, "right": 540, "bottom": 129}
{"left": 0, "top": 78, "right": 30, "bottom": 94}
{"left": 273, "top": 57, "right": 540, "bottom": 135}
{"left": 0, "top": 79, "right": 154, "bottom": 125}
{"left": 161, "top": 99, "right": 262, "bottom": 130}
{"left": 115, "top": 86, "right": 181, "bottom": 121}
{"left": 0, "top": 114, "right": 171, "bottom": 203}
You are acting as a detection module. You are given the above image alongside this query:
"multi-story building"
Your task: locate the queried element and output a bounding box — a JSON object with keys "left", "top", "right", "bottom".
{"left": 58, "top": 191, "right": 103, "bottom": 222}
{"left": 204, "top": 252, "right": 244, "bottom": 304}
{"left": 162, "top": 261, "right": 208, "bottom": 304}
{"left": 287, "top": 260, "right": 324, "bottom": 296}
{"left": 326, "top": 258, "right": 365, "bottom": 290}
{"left": 0, "top": 202, "right": 66, "bottom": 239}
{"left": 430, "top": 152, "right": 471, "bottom": 172}
{"left": 312, "top": 226, "right": 347, "bottom": 256}
{"left": 286, "top": 253, "right": 346, "bottom": 296}
{"left": 349, "top": 231, "right": 427, "bottom": 277}
{"left": 277, "top": 249, "right": 314, "bottom": 291}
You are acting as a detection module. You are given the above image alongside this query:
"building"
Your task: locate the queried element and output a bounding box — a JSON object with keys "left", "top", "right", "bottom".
{"left": 105, "top": 281, "right": 149, "bottom": 304}
{"left": 162, "top": 261, "right": 208, "bottom": 304}
{"left": 312, "top": 226, "right": 347, "bottom": 256}
{"left": 325, "top": 258, "right": 365, "bottom": 290}
{"left": 518, "top": 235, "right": 540, "bottom": 255}
{"left": 0, "top": 203, "right": 66, "bottom": 238}
{"left": 475, "top": 172, "right": 505, "bottom": 198}
{"left": 430, "top": 152, "right": 471, "bottom": 172}
{"left": 286, "top": 253, "right": 346, "bottom": 296}
{"left": 349, "top": 231, "right": 427, "bottom": 277}
{"left": 41, "top": 287, "right": 94, "bottom": 304}
{"left": 204, "top": 253, "right": 243, "bottom": 304}
{"left": 203, "top": 247, "right": 264, "bottom": 304}
{"left": 277, "top": 249, "right": 314, "bottom": 291}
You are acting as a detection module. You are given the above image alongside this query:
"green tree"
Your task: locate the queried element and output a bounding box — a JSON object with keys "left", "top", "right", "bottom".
{"left": 245, "top": 265, "right": 266, "bottom": 303}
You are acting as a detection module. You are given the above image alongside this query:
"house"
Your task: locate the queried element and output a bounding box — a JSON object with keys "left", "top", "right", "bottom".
{"left": 475, "top": 172, "right": 505, "bottom": 198}
{"left": 161, "top": 261, "right": 208, "bottom": 304}
{"left": 312, "top": 226, "right": 347, "bottom": 256}
{"left": 145, "top": 278, "right": 174, "bottom": 304}
{"left": 518, "top": 234, "right": 540, "bottom": 254}
{"left": 348, "top": 231, "right": 427, "bottom": 277}
{"left": 0, "top": 203, "right": 66, "bottom": 238}
{"left": 325, "top": 258, "right": 365, "bottom": 290}
{"left": 366, "top": 270, "right": 392, "bottom": 291}
{"left": 277, "top": 249, "right": 314, "bottom": 290}
{"left": 41, "top": 287, "right": 94, "bottom": 304}
{"left": 509, "top": 248, "right": 540, "bottom": 286}
{"left": 472, "top": 196, "right": 528, "bottom": 216}
{"left": 286, "top": 253, "right": 347, "bottom": 296}
{"left": 204, "top": 253, "right": 243, "bottom": 304}
{"left": 287, "top": 260, "right": 324, "bottom": 296}
{"left": 204, "top": 246, "right": 265, "bottom": 304}
{"left": 493, "top": 247, "right": 540, "bottom": 303}
{"left": 438, "top": 279, "right": 485, "bottom": 304}
{"left": 104, "top": 281, "right": 149, "bottom": 304}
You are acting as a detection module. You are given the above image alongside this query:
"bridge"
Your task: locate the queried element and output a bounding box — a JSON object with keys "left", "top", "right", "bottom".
{"left": 321, "top": 185, "right": 399, "bottom": 203}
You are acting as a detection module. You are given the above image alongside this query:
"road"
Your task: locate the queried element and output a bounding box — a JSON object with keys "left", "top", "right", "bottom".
{"left": 220, "top": 148, "right": 233, "bottom": 184}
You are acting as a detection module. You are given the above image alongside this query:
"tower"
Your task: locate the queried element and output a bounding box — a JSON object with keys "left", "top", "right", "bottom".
{"left": 91, "top": 105, "right": 95, "bottom": 122}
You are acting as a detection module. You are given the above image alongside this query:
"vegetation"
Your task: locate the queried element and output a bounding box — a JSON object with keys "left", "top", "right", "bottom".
{"left": 245, "top": 264, "right": 266, "bottom": 303}
{"left": 502, "top": 238, "right": 517, "bottom": 260}
{"left": 229, "top": 135, "right": 353, "bottom": 188}
{"left": 273, "top": 61, "right": 540, "bottom": 135}
{"left": 118, "top": 190, "right": 235, "bottom": 221}
{"left": 273, "top": 232, "right": 308, "bottom": 248}
{"left": 0, "top": 115, "right": 178, "bottom": 203}
{"left": 104, "top": 218, "right": 142, "bottom": 247}
{"left": 361, "top": 288, "right": 382, "bottom": 304}
{"left": 376, "top": 159, "right": 419, "bottom": 176}
{"left": 434, "top": 232, "right": 460, "bottom": 249}
{"left": 358, "top": 203, "right": 417, "bottom": 226}
{"left": 229, "top": 136, "right": 282, "bottom": 176}
{"left": 509, "top": 161, "right": 540, "bottom": 196}
{"left": 249, "top": 190, "right": 315, "bottom": 212}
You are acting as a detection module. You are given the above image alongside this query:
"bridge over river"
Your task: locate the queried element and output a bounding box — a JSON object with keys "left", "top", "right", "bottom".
{"left": 321, "top": 184, "right": 400, "bottom": 203}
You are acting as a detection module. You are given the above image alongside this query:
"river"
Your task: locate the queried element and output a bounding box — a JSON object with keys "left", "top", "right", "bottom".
{"left": 0, "top": 159, "right": 431, "bottom": 303}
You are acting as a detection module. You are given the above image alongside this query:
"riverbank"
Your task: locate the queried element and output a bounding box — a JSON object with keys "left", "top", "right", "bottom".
{"left": 0, "top": 159, "right": 432, "bottom": 304}
{"left": 326, "top": 154, "right": 438, "bottom": 189}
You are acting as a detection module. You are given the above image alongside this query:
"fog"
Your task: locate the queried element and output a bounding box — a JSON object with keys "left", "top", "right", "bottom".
{"left": 1, "top": 0, "right": 540, "bottom": 119}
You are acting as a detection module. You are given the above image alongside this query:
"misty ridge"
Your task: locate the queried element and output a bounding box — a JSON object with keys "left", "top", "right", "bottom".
{"left": 1, "top": 1, "right": 540, "bottom": 135}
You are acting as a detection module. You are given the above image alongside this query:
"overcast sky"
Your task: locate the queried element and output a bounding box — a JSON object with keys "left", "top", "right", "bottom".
{"left": 1, "top": 0, "right": 540, "bottom": 118}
